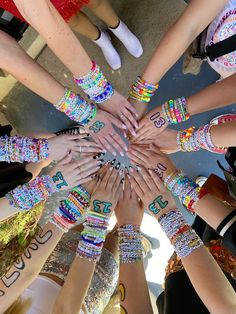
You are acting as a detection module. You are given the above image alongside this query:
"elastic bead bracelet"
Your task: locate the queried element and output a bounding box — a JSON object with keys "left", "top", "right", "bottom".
{"left": 55, "top": 88, "right": 97, "bottom": 125}
{"left": 76, "top": 211, "right": 109, "bottom": 262}
{"left": 118, "top": 224, "right": 143, "bottom": 263}
{"left": 74, "top": 61, "right": 114, "bottom": 104}
{"left": 129, "top": 76, "right": 159, "bottom": 103}
{"left": 158, "top": 210, "right": 203, "bottom": 258}
{"left": 6, "top": 175, "right": 57, "bottom": 212}
{"left": 162, "top": 97, "right": 190, "bottom": 125}
{"left": 164, "top": 170, "right": 208, "bottom": 212}
{"left": 0, "top": 135, "right": 49, "bottom": 163}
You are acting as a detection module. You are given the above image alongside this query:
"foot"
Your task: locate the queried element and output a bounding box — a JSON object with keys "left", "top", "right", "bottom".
{"left": 109, "top": 20, "right": 143, "bottom": 58}
{"left": 93, "top": 30, "right": 121, "bottom": 70}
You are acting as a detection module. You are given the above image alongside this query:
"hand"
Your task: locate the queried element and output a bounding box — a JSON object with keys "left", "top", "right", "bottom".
{"left": 127, "top": 144, "right": 176, "bottom": 180}
{"left": 100, "top": 90, "right": 139, "bottom": 136}
{"left": 128, "top": 97, "right": 147, "bottom": 121}
{"left": 49, "top": 154, "right": 102, "bottom": 191}
{"left": 90, "top": 167, "right": 123, "bottom": 217}
{"left": 115, "top": 178, "right": 144, "bottom": 226}
{"left": 85, "top": 109, "right": 128, "bottom": 156}
{"left": 132, "top": 128, "right": 179, "bottom": 154}
{"left": 134, "top": 106, "right": 168, "bottom": 142}
{"left": 129, "top": 167, "right": 176, "bottom": 219}
{"left": 48, "top": 133, "right": 102, "bottom": 161}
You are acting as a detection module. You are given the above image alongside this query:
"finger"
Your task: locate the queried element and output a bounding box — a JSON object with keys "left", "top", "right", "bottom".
{"left": 108, "top": 168, "right": 119, "bottom": 190}
{"left": 101, "top": 165, "right": 113, "bottom": 188}
{"left": 78, "top": 164, "right": 100, "bottom": 180}
{"left": 140, "top": 167, "right": 157, "bottom": 191}
{"left": 75, "top": 139, "right": 101, "bottom": 148}
{"left": 149, "top": 169, "right": 166, "bottom": 191}
{"left": 110, "top": 115, "right": 127, "bottom": 131}
{"left": 76, "top": 176, "right": 93, "bottom": 186}
{"left": 73, "top": 146, "right": 102, "bottom": 154}
{"left": 76, "top": 159, "right": 101, "bottom": 174}
{"left": 128, "top": 175, "right": 145, "bottom": 199}
{"left": 125, "top": 101, "right": 139, "bottom": 118}
{"left": 57, "top": 152, "right": 73, "bottom": 165}
{"left": 112, "top": 170, "right": 122, "bottom": 194}
{"left": 63, "top": 133, "right": 90, "bottom": 141}
{"left": 127, "top": 151, "right": 144, "bottom": 166}
{"left": 100, "top": 137, "right": 116, "bottom": 156}
{"left": 76, "top": 156, "right": 101, "bottom": 168}
{"left": 129, "top": 146, "right": 150, "bottom": 158}
{"left": 120, "top": 110, "right": 137, "bottom": 136}
{"left": 114, "top": 178, "right": 123, "bottom": 202}
{"left": 124, "top": 178, "right": 131, "bottom": 199}
{"left": 110, "top": 134, "right": 127, "bottom": 156}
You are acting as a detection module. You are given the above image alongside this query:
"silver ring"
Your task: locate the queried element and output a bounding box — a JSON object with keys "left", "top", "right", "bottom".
{"left": 120, "top": 113, "right": 124, "bottom": 119}
{"left": 79, "top": 146, "right": 82, "bottom": 153}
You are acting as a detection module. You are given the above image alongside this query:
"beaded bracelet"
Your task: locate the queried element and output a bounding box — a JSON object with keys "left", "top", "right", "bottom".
{"left": 0, "top": 135, "right": 49, "bottom": 163}
{"left": 159, "top": 210, "right": 203, "bottom": 258}
{"left": 164, "top": 170, "right": 207, "bottom": 212}
{"left": 74, "top": 61, "right": 114, "bottom": 104}
{"left": 50, "top": 185, "right": 91, "bottom": 233}
{"left": 129, "top": 76, "right": 159, "bottom": 103}
{"left": 177, "top": 124, "right": 226, "bottom": 153}
{"left": 6, "top": 175, "right": 57, "bottom": 212}
{"left": 55, "top": 88, "right": 97, "bottom": 125}
{"left": 76, "top": 211, "right": 109, "bottom": 262}
{"left": 118, "top": 224, "right": 143, "bottom": 263}
{"left": 162, "top": 97, "right": 189, "bottom": 125}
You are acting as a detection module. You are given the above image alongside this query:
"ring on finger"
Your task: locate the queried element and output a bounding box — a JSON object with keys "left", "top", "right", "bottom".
{"left": 120, "top": 113, "right": 125, "bottom": 119}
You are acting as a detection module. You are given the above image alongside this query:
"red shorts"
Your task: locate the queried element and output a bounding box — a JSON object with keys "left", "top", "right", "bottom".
{"left": 0, "top": 0, "right": 89, "bottom": 22}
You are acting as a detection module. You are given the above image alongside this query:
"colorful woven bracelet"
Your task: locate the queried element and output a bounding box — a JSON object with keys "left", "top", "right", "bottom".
{"left": 55, "top": 88, "right": 97, "bottom": 125}
{"left": 162, "top": 97, "right": 189, "bottom": 125}
{"left": 164, "top": 170, "right": 208, "bottom": 212}
{"left": 76, "top": 211, "right": 109, "bottom": 262}
{"left": 0, "top": 135, "right": 49, "bottom": 163}
{"left": 177, "top": 124, "right": 226, "bottom": 153}
{"left": 50, "top": 185, "right": 91, "bottom": 233}
{"left": 129, "top": 76, "right": 159, "bottom": 103}
{"left": 158, "top": 210, "right": 203, "bottom": 258}
{"left": 118, "top": 224, "right": 143, "bottom": 263}
{"left": 6, "top": 175, "right": 57, "bottom": 212}
{"left": 74, "top": 61, "right": 114, "bottom": 104}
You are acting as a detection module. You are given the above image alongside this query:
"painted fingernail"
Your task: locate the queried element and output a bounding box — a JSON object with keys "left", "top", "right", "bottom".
{"left": 99, "top": 164, "right": 103, "bottom": 168}
{"left": 119, "top": 169, "right": 123, "bottom": 176}
{"left": 112, "top": 151, "right": 117, "bottom": 156}
{"left": 129, "top": 166, "right": 134, "bottom": 173}
{"left": 91, "top": 174, "right": 98, "bottom": 179}
{"left": 120, "top": 151, "right": 125, "bottom": 157}
{"left": 111, "top": 159, "right": 116, "bottom": 166}
{"left": 99, "top": 159, "right": 104, "bottom": 163}
{"left": 122, "top": 124, "right": 127, "bottom": 130}
{"left": 109, "top": 166, "right": 113, "bottom": 171}
{"left": 115, "top": 162, "right": 121, "bottom": 170}
{"left": 136, "top": 166, "right": 141, "bottom": 172}
{"left": 120, "top": 178, "right": 124, "bottom": 184}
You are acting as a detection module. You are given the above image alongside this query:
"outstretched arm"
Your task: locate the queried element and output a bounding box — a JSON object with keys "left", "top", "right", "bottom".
{"left": 0, "top": 222, "right": 64, "bottom": 314}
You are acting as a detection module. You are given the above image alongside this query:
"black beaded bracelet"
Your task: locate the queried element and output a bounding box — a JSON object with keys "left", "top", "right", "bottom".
{"left": 216, "top": 209, "right": 236, "bottom": 236}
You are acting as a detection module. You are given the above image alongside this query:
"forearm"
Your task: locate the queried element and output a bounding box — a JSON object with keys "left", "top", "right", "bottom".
{"left": 13, "top": 0, "right": 92, "bottom": 76}
{"left": 182, "top": 246, "right": 236, "bottom": 314}
{"left": 210, "top": 122, "right": 236, "bottom": 147}
{"left": 0, "top": 222, "right": 63, "bottom": 313}
{"left": 119, "top": 261, "right": 152, "bottom": 314}
{"left": 52, "top": 258, "right": 95, "bottom": 314}
{"left": 187, "top": 73, "right": 236, "bottom": 116}
{"left": 141, "top": 0, "right": 227, "bottom": 84}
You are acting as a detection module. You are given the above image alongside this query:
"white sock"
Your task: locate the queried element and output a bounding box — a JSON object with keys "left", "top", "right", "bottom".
{"left": 93, "top": 30, "right": 121, "bottom": 70}
{"left": 109, "top": 20, "right": 143, "bottom": 58}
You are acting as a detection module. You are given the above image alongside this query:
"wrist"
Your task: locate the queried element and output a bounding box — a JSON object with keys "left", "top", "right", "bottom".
{"left": 162, "top": 97, "right": 189, "bottom": 126}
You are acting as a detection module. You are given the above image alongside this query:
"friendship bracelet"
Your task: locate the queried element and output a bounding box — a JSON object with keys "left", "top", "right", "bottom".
{"left": 177, "top": 124, "right": 226, "bottom": 153}
{"left": 55, "top": 88, "right": 97, "bottom": 125}
{"left": 162, "top": 97, "right": 189, "bottom": 125}
{"left": 76, "top": 211, "right": 109, "bottom": 262}
{"left": 0, "top": 135, "right": 49, "bottom": 163}
{"left": 50, "top": 185, "right": 91, "bottom": 233}
{"left": 129, "top": 76, "right": 159, "bottom": 103}
{"left": 118, "top": 224, "right": 143, "bottom": 263}
{"left": 164, "top": 170, "right": 208, "bottom": 212}
{"left": 216, "top": 209, "right": 236, "bottom": 236}
{"left": 74, "top": 61, "right": 114, "bottom": 104}
{"left": 159, "top": 210, "right": 203, "bottom": 258}
{"left": 6, "top": 175, "right": 57, "bottom": 212}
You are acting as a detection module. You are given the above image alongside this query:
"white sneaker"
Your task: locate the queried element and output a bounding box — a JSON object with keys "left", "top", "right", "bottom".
{"left": 196, "top": 176, "right": 207, "bottom": 187}
{"left": 109, "top": 20, "right": 143, "bottom": 58}
{"left": 93, "top": 30, "right": 121, "bottom": 70}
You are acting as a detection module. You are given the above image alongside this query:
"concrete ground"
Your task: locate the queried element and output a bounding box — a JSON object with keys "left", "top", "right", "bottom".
{"left": 1, "top": 0, "right": 236, "bottom": 310}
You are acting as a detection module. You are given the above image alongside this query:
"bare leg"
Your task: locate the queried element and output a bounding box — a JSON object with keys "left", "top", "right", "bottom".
{"left": 68, "top": 11, "right": 100, "bottom": 40}
{"left": 86, "top": 0, "right": 119, "bottom": 28}
{"left": 0, "top": 30, "right": 64, "bottom": 104}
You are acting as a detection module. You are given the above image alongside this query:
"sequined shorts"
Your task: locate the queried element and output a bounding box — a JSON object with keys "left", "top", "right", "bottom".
{"left": 41, "top": 230, "right": 118, "bottom": 314}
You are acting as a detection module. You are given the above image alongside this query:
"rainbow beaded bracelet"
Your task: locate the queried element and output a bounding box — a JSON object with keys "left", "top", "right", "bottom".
{"left": 162, "top": 97, "right": 189, "bottom": 125}
{"left": 129, "top": 76, "right": 159, "bottom": 103}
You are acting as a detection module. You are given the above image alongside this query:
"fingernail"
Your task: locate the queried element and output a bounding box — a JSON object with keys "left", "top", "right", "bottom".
{"left": 119, "top": 169, "right": 123, "bottom": 176}
{"left": 111, "top": 159, "right": 116, "bottom": 166}
{"left": 122, "top": 125, "right": 127, "bottom": 130}
{"left": 115, "top": 162, "right": 121, "bottom": 170}
{"left": 148, "top": 169, "right": 152, "bottom": 173}
{"left": 109, "top": 166, "right": 113, "bottom": 171}
{"left": 136, "top": 166, "right": 141, "bottom": 172}
{"left": 91, "top": 174, "right": 97, "bottom": 179}
{"left": 87, "top": 133, "right": 90, "bottom": 137}
{"left": 112, "top": 151, "right": 117, "bottom": 156}
{"left": 120, "top": 178, "right": 124, "bottom": 184}
{"left": 120, "top": 151, "right": 124, "bottom": 157}
{"left": 99, "top": 164, "right": 103, "bottom": 168}
{"left": 99, "top": 159, "right": 104, "bottom": 163}
{"left": 129, "top": 166, "right": 134, "bottom": 173}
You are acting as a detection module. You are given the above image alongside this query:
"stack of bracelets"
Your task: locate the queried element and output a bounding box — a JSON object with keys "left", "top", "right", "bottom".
{"left": 74, "top": 61, "right": 114, "bottom": 104}
{"left": 118, "top": 224, "right": 143, "bottom": 263}
{"left": 162, "top": 97, "right": 190, "bottom": 125}
{"left": 177, "top": 124, "right": 225, "bottom": 152}
{"left": 50, "top": 185, "right": 91, "bottom": 233}
{"left": 76, "top": 211, "right": 109, "bottom": 262}
{"left": 129, "top": 76, "right": 159, "bottom": 103}
{"left": 55, "top": 88, "right": 97, "bottom": 124}
{"left": 164, "top": 170, "right": 208, "bottom": 212}
{"left": 159, "top": 210, "right": 203, "bottom": 258}
{"left": 0, "top": 135, "right": 49, "bottom": 163}
{"left": 6, "top": 175, "right": 57, "bottom": 212}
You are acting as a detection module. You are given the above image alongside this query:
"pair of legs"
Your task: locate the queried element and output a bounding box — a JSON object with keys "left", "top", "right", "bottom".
{"left": 69, "top": 0, "right": 119, "bottom": 40}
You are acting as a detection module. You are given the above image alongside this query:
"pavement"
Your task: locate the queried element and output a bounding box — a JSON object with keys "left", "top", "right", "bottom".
{"left": 1, "top": 0, "right": 236, "bottom": 309}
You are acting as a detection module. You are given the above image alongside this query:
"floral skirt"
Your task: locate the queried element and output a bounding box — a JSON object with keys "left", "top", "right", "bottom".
{"left": 0, "top": 0, "right": 89, "bottom": 22}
